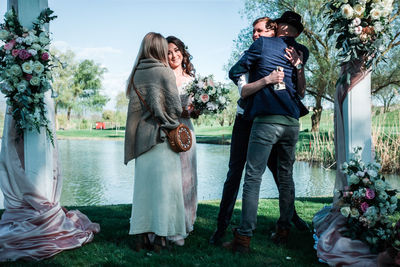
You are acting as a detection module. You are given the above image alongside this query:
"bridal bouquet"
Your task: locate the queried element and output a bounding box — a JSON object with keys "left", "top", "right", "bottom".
{"left": 0, "top": 8, "right": 57, "bottom": 143}
{"left": 324, "top": 0, "right": 393, "bottom": 72}
{"left": 185, "top": 75, "right": 230, "bottom": 116}
{"left": 339, "top": 147, "right": 397, "bottom": 252}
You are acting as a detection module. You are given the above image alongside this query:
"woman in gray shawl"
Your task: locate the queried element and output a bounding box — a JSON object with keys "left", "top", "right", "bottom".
{"left": 124, "top": 32, "right": 186, "bottom": 252}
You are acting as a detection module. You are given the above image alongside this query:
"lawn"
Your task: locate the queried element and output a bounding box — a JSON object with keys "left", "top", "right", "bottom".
{"left": 0, "top": 198, "right": 334, "bottom": 267}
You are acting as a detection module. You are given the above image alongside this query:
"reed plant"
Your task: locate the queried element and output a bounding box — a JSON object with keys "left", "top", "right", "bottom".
{"left": 296, "top": 130, "right": 335, "bottom": 169}
{"left": 372, "top": 112, "right": 400, "bottom": 174}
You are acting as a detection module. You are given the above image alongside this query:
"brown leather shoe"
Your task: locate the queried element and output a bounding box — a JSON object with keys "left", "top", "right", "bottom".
{"left": 271, "top": 227, "right": 290, "bottom": 245}
{"left": 134, "top": 233, "right": 152, "bottom": 252}
{"left": 222, "top": 228, "right": 251, "bottom": 253}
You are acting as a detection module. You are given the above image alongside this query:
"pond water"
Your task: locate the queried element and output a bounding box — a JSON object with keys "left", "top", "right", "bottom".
{"left": 0, "top": 139, "right": 399, "bottom": 209}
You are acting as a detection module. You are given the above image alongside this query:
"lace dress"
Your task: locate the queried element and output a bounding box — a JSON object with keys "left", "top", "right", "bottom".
{"left": 169, "top": 77, "right": 198, "bottom": 244}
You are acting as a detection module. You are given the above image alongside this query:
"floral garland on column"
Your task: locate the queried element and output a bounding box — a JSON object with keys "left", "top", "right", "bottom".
{"left": 0, "top": 8, "right": 57, "bottom": 143}
{"left": 324, "top": 0, "right": 393, "bottom": 85}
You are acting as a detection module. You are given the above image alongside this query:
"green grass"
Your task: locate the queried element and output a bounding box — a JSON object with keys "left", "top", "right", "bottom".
{"left": 0, "top": 198, "right": 334, "bottom": 267}
{"left": 56, "top": 129, "right": 125, "bottom": 139}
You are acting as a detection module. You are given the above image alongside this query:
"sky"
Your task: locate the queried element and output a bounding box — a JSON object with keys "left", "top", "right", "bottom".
{"left": 0, "top": 0, "right": 250, "bottom": 110}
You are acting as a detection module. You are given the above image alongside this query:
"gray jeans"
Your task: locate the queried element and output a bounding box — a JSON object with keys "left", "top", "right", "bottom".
{"left": 237, "top": 122, "right": 299, "bottom": 237}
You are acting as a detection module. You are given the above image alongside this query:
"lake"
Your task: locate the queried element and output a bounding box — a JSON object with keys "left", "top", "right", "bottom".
{"left": 0, "top": 139, "right": 399, "bottom": 209}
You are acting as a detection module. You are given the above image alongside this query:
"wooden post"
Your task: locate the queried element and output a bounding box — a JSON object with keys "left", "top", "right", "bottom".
{"left": 7, "top": 0, "right": 55, "bottom": 201}
{"left": 342, "top": 73, "right": 372, "bottom": 163}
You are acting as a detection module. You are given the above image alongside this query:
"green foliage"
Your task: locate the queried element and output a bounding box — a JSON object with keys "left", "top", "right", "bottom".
{"left": 51, "top": 50, "right": 109, "bottom": 124}
{"left": 102, "top": 110, "right": 115, "bottom": 121}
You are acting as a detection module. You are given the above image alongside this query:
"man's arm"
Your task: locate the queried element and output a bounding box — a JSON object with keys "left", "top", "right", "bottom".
{"left": 240, "top": 70, "right": 285, "bottom": 99}
{"left": 229, "top": 38, "right": 263, "bottom": 85}
{"left": 285, "top": 47, "right": 306, "bottom": 98}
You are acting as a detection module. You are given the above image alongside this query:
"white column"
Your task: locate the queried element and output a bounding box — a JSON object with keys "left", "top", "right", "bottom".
{"left": 7, "top": 0, "right": 55, "bottom": 201}
{"left": 342, "top": 73, "right": 372, "bottom": 163}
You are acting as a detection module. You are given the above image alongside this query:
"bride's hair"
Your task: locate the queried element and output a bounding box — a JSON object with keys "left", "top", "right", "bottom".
{"left": 166, "top": 36, "right": 195, "bottom": 77}
{"left": 126, "top": 32, "right": 169, "bottom": 96}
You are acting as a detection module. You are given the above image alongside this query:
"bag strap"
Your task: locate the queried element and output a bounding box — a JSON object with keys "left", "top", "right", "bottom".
{"left": 131, "top": 69, "right": 170, "bottom": 137}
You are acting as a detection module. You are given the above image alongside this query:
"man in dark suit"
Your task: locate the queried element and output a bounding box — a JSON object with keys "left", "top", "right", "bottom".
{"left": 224, "top": 11, "right": 309, "bottom": 252}
{"left": 209, "top": 15, "right": 309, "bottom": 246}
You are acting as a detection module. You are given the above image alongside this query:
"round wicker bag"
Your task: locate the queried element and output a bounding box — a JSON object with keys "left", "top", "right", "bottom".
{"left": 167, "top": 123, "right": 192, "bottom": 152}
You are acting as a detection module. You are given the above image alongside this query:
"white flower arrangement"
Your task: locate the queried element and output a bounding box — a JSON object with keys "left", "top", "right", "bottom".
{"left": 339, "top": 147, "right": 398, "bottom": 252}
{"left": 185, "top": 75, "right": 230, "bottom": 117}
{"left": 0, "top": 8, "right": 57, "bottom": 143}
{"left": 324, "top": 0, "right": 394, "bottom": 83}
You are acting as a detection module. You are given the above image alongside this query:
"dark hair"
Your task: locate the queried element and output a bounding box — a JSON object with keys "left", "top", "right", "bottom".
{"left": 252, "top": 16, "right": 278, "bottom": 32}
{"left": 166, "top": 36, "right": 195, "bottom": 77}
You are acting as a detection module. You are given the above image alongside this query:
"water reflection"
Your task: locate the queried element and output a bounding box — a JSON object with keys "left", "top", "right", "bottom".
{"left": 0, "top": 140, "right": 399, "bottom": 209}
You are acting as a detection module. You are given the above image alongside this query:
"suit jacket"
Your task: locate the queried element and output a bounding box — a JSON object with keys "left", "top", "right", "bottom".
{"left": 229, "top": 36, "right": 309, "bottom": 120}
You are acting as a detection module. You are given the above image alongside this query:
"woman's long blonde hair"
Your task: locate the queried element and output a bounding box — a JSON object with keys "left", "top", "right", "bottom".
{"left": 126, "top": 32, "right": 169, "bottom": 96}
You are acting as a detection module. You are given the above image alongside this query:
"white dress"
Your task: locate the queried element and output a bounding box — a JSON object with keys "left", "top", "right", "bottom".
{"left": 168, "top": 77, "right": 198, "bottom": 244}
{"left": 129, "top": 142, "right": 186, "bottom": 237}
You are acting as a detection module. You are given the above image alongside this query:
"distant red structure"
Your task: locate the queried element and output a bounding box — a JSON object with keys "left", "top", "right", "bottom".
{"left": 95, "top": 122, "right": 106, "bottom": 130}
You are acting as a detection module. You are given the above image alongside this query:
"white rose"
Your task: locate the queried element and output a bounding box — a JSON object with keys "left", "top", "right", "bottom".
{"left": 10, "top": 65, "right": 22, "bottom": 77}
{"left": 218, "top": 96, "right": 226, "bottom": 105}
{"left": 15, "top": 37, "right": 24, "bottom": 44}
{"left": 367, "top": 169, "right": 378, "bottom": 178}
{"left": 29, "top": 76, "right": 41, "bottom": 86}
{"left": 22, "top": 61, "right": 33, "bottom": 74}
{"left": 340, "top": 206, "right": 351, "bottom": 217}
{"left": 28, "top": 49, "right": 37, "bottom": 56}
{"left": 350, "top": 208, "right": 360, "bottom": 218}
{"left": 354, "top": 4, "right": 365, "bottom": 17}
{"left": 24, "top": 36, "right": 34, "bottom": 45}
{"left": 17, "top": 81, "right": 28, "bottom": 92}
{"left": 354, "top": 26, "right": 363, "bottom": 35}
{"left": 341, "top": 4, "right": 354, "bottom": 19}
{"left": 370, "top": 8, "right": 381, "bottom": 20}
{"left": 374, "top": 22, "right": 384, "bottom": 32}
{"left": 39, "top": 36, "right": 49, "bottom": 45}
{"left": 348, "top": 174, "right": 360, "bottom": 185}
{"left": 31, "top": 43, "right": 42, "bottom": 51}
{"left": 351, "top": 17, "right": 361, "bottom": 26}
{"left": 0, "top": 29, "right": 9, "bottom": 40}
{"left": 33, "top": 62, "right": 44, "bottom": 74}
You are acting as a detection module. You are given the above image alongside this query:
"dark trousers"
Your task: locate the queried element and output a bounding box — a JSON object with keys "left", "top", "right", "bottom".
{"left": 216, "top": 114, "right": 299, "bottom": 231}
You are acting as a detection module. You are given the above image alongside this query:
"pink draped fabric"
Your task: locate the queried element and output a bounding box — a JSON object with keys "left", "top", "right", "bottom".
{"left": 313, "top": 208, "right": 377, "bottom": 266}
{"left": 0, "top": 109, "right": 100, "bottom": 262}
{"left": 314, "top": 61, "right": 377, "bottom": 266}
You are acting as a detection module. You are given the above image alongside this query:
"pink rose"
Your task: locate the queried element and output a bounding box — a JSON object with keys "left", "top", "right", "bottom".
{"left": 200, "top": 94, "right": 209, "bottom": 103}
{"left": 24, "top": 74, "right": 33, "bottom": 81}
{"left": 360, "top": 202, "right": 369, "bottom": 213}
{"left": 11, "top": 49, "right": 19, "bottom": 57}
{"left": 4, "top": 39, "right": 16, "bottom": 50}
{"left": 365, "top": 188, "right": 375, "bottom": 200}
{"left": 18, "top": 49, "right": 31, "bottom": 60}
{"left": 41, "top": 52, "right": 49, "bottom": 61}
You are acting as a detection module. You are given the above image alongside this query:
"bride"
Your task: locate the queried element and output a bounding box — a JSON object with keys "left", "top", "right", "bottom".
{"left": 166, "top": 36, "right": 198, "bottom": 246}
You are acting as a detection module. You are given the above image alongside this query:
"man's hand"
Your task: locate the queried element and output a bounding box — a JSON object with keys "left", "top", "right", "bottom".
{"left": 265, "top": 70, "right": 284, "bottom": 85}
{"left": 285, "top": 46, "right": 303, "bottom": 68}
